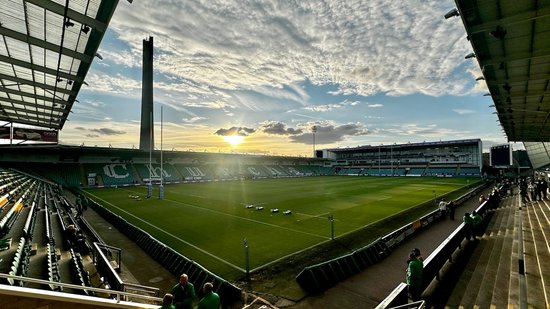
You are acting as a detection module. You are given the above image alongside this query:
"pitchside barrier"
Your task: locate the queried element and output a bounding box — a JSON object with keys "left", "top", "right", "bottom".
{"left": 376, "top": 186, "right": 500, "bottom": 309}
{"left": 86, "top": 199, "right": 242, "bottom": 305}
{"left": 296, "top": 183, "right": 488, "bottom": 294}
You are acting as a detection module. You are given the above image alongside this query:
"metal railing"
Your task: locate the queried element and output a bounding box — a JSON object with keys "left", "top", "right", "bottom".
{"left": 0, "top": 273, "right": 162, "bottom": 304}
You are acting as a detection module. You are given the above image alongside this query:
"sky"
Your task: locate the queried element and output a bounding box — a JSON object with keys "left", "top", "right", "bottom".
{"left": 56, "top": 0, "right": 514, "bottom": 156}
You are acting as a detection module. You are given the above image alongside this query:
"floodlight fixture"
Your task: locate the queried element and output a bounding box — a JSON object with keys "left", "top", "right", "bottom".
{"left": 465, "top": 53, "right": 476, "bottom": 59}
{"left": 64, "top": 18, "right": 75, "bottom": 28}
{"left": 81, "top": 25, "right": 90, "bottom": 34}
{"left": 484, "top": 93, "right": 491, "bottom": 96}
{"left": 95, "top": 53, "right": 103, "bottom": 60}
{"left": 475, "top": 76, "right": 485, "bottom": 81}
{"left": 490, "top": 26, "right": 507, "bottom": 40}
{"left": 444, "top": 8, "right": 459, "bottom": 19}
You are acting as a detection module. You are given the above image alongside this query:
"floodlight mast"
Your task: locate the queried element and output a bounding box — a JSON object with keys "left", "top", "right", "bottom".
{"left": 244, "top": 238, "right": 250, "bottom": 280}
{"left": 159, "top": 106, "right": 164, "bottom": 200}
{"left": 147, "top": 111, "right": 153, "bottom": 198}
{"left": 312, "top": 125, "right": 317, "bottom": 158}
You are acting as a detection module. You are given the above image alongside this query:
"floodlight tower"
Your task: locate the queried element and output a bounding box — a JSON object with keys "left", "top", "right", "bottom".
{"left": 312, "top": 125, "right": 317, "bottom": 158}
{"left": 159, "top": 106, "right": 164, "bottom": 200}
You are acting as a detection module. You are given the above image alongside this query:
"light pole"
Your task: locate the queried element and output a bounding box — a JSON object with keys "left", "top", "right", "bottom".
{"left": 378, "top": 145, "right": 381, "bottom": 176}
{"left": 159, "top": 106, "right": 164, "bottom": 200}
{"left": 328, "top": 213, "right": 334, "bottom": 240}
{"left": 312, "top": 125, "right": 317, "bottom": 158}
{"left": 147, "top": 111, "right": 153, "bottom": 198}
{"left": 244, "top": 238, "right": 250, "bottom": 280}
{"left": 390, "top": 144, "right": 393, "bottom": 176}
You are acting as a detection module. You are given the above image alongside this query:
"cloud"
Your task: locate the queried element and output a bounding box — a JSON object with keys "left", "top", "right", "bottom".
{"left": 214, "top": 127, "right": 256, "bottom": 136}
{"left": 289, "top": 122, "right": 368, "bottom": 145}
{"left": 303, "top": 99, "right": 361, "bottom": 112}
{"left": 385, "top": 124, "right": 470, "bottom": 137}
{"left": 368, "top": 103, "right": 383, "bottom": 108}
{"left": 453, "top": 109, "right": 476, "bottom": 115}
{"left": 260, "top": 121, "right": 303, "bottom": 135}
{"left": 183, "top": 116, "right": 208, "bottom": 123}
{"left": 107, "top": 1, "right": 476, "bottom": 103}
{"left": 90, "top": 128, "right": 126, "bottom": 135}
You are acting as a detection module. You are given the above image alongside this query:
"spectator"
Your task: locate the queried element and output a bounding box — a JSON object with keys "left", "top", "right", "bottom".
{"left": 541, "top": 178, "right": 548, "bottom": 200}
{"left": 159, "top": 293, "right": 176, "bottom": 309}
{"left": 438, "top": 199, "right": 448, "bottom": 218}
{"left": 463, "top": 212, "right": 475, "bottom": 241}
{"left": 448, "top": 200, "right": 456, "bottom": 220}
{"left": 197, "top": 282, "right": 220, "bottom": 309}
{"left": 471, "top": 211, "right": 482, "bottom": 237}
{"left": 528, "top": 181, "right": 535, "bottom": 203}
{"left": 406, "top": 248, "right": 423, "bottom": 265}
{"left": 406, "top": 251, "right": 423, "bottom": 301}
{"left": 171, "top": 274, "right": 195, "bottom": 309}
{"left": 478, "top": 194, "right": 486, "bottom": 205}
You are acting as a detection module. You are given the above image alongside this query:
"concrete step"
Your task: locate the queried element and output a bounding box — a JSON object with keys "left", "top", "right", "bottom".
{"left": 488, "top": 205, "right": 516, "bottom": 308}
{"left": 472, "top": 205, "right": 512, "bottom": 307}
{"left": 523, "top": 204, "right": 547, "bottom": 308}
{"left": 506, "top": 205, "right": 520, "bottom": 308}
{"left": 527, "top": 201, "right": 550, "bottom": 307}
{"left": 456, "top": 206, "right": 506, "bottom": 307}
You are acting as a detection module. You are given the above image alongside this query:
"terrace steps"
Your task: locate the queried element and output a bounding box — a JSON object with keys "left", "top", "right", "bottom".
{"left": 502, "top": 203, "right": 520, "bottom": 308}
{"left": 524, "top": 199, "right": 550, "bottom": 308}
{"left": 445, "top": 196, "right": 516, "bottom": 308}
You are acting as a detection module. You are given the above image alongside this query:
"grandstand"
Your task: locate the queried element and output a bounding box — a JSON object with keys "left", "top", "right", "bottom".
{"left": 321, "top": 139, "right": 483, "bottom": 178}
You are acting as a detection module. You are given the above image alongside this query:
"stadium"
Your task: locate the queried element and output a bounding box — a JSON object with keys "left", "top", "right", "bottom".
{"left": 0, "top": 1, "right": 549, "bottom": 309}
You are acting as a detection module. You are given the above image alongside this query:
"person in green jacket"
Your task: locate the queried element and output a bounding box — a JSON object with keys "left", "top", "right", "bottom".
{"left": 471, "top": 211, "right": 482, "bottom": 238}
{"left": 159, "top": 293, "right": 176, "bottom": 309}
{"left": 406, "top": 251, "right": 424, "bottom": 301}
{"left": 463, "top": 212, "right": 475, "bottom": 240}
{"left": 197, "top": 282, "right": 220, "bottom": 309}
{"left": 171, "top": 274, "right": 195, "bottom": 309}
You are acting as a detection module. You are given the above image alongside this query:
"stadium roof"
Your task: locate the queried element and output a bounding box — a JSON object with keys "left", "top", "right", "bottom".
{"left": 455, "top": 1, "right": 550, "bottom": 142}
{"left": 0, "top": 0, "right": 119, "bottom": 130}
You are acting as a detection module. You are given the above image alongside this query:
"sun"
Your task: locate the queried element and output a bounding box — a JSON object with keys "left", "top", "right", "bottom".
{"left": 224, "top": 135, "right": 245, "bottom": 146}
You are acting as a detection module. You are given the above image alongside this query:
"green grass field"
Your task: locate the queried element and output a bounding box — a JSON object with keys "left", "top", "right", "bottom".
{"left": 84, "top": 176, "right": 476, "bottom": 279}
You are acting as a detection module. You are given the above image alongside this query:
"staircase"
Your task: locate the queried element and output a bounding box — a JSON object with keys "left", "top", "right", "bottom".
{"left": 445, "top": 194, "right": 518, "bottom": 308}
{"left": 523, "top": 199, "right": 550, "bottom": 308}
{"left": 444, "top": 193, "right": 550, "bottom": 309}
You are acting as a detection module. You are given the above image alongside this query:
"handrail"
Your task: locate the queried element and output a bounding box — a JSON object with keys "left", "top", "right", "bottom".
{"left": 93, "top": 242, "right": 123, "bottom": 291}
{"left": 0, "top": 273, "right": 162, "bottom": 304}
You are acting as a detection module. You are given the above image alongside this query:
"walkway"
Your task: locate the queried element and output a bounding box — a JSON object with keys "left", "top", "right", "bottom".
{"left": 292, "top": 188, "right": 492, "bottom": 308}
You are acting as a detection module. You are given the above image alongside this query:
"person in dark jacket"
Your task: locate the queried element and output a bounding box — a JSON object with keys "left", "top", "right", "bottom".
{"left": 463, "top": 212, "right": 475, "bottom": 240}
{"left": 170, "top": 274, "right": 195, "bottom": 309}
{"left": 159, "top": 293, "right": 176, "bottom": 309}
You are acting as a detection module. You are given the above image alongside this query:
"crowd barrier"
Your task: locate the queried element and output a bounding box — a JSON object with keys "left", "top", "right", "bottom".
{"left": 296, "top": 239, "right": 390, "bottom": 293}
{"left": 87, "top": 198, "right": 242, "bottom": 305}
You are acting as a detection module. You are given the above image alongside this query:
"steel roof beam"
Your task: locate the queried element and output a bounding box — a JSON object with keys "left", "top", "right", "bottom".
{"left": 0, "top": 73, "right": 75, "bottom": 96}
{"left": 0, "top": 26, "right": 92, "bottom": 64}
{"left": 0, "top": 54, "right": 84, "bottom": 83}
{"left": 0, "top": 97, "right": 67, "bottom": 113}
{"left": 26, "top": 0, "right": 108, "bottom": 33}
